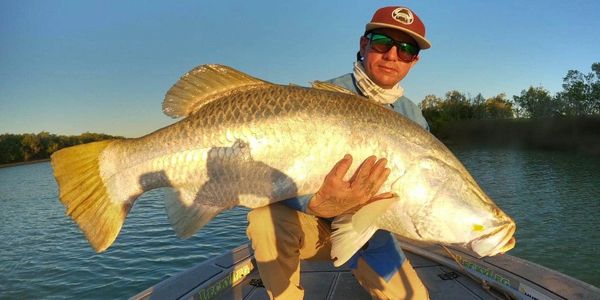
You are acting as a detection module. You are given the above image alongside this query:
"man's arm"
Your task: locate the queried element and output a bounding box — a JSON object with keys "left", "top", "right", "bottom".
{"left": 280, "top": 194, "right": 313, "bottom": 213}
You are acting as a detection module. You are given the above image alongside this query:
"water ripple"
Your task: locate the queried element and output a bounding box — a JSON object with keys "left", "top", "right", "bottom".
{"left": 1, "top": 154, "right": 598, "bottom": 298}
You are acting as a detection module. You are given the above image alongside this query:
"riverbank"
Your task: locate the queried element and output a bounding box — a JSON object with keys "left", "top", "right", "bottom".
{"left": 0, "top": 159, "right": 50, "bottom": 169}
{"left": 0, "top": 132, "right": 121, "bottom": 167}
{"left": 434, "top": 117, "right": 600, "bottom": 155}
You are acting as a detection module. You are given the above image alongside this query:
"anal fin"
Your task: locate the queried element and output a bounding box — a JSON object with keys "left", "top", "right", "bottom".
{"left": 164, "top": 188, "right": 224, "bottom": 238}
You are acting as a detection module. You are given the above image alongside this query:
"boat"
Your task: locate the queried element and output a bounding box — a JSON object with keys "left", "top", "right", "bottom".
{"left": 131, "top": 237, "right": 600, "bottom": 300}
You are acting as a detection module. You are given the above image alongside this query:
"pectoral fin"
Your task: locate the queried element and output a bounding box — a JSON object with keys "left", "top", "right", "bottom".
{"left": 330, "top": 197, "right": 398, "bottom": 266}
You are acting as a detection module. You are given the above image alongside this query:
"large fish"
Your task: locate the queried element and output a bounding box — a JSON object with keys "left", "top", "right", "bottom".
{"left": 51, "top": 64, "right": 515, "bottom": 265}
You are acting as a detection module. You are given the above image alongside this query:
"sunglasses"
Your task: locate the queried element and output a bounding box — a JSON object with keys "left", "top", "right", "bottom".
{"left": 366, "top": 33, "right": 420, "bottom": 62}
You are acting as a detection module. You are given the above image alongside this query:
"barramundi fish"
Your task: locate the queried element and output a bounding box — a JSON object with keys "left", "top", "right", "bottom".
{"left": 51, "top": 64, "right": 516, "bottom": 265}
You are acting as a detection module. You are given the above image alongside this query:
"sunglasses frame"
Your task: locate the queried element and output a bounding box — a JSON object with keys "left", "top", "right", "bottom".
{"left": 366, "top": 33, "right": 420, "bottom": 62}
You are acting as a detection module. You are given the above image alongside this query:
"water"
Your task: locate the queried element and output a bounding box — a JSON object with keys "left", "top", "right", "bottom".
{"left": 448, "top": 145, "right": 600, "bottom": 287}
{"left": 0, "top": 162, "right": 250, "bottom": 299}
{"left": 0, "top": 147, "right": 599, "bottom": 298}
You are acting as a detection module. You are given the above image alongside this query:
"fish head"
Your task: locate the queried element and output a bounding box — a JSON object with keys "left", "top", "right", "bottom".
{"left": 398, "top": 157, "right": 516, "bottom": 256}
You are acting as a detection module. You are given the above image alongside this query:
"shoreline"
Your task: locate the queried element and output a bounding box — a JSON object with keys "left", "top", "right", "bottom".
{"left": 0, "top": 158, "right": 50, "bottom": 169}
{"left": 433, "top": 117, "right": 600, "bottom": 156}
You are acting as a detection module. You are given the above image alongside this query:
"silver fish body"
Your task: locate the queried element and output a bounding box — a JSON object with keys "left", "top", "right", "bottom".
{"left": 51, "top": 65, "right": 515, "bottom": 258}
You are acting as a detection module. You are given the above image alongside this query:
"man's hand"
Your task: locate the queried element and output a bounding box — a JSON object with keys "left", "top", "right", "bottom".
{"left": 307, "top": 154, "right": 394, "bottom": 218}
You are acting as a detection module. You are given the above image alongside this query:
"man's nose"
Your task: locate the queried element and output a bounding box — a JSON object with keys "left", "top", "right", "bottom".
{"left": 382, "top": 45, "right": 398, "bottom": 61}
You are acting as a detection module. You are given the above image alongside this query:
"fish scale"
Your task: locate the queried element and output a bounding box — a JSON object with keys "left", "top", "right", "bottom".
{"left": 51, "top": 64, "right": 515, "bottom": 264}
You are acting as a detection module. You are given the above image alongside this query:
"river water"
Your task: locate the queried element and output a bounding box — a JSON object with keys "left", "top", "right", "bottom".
{"left": 0, "top": 146, "right": 598, "bottom": 299}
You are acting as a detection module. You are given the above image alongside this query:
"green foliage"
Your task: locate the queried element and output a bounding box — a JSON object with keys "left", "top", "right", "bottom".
{"left": 484, "top": 93, "right": 514, "bottom": 119}
{"left": 513, "top": 86, "right": 558, "bottom": 118}
{"left": 0, "top": 134, "right": 24, "bottom": 163}
{"left": 555, "top": 63, "right": 600, "bottom": 116}
{"left": 420, "top": 91, "right": 515, "bottom": 134}
{"left": 421, "top": 62, "right": 600, "bottom": 134}
{"left": 0, "top": 132, "right": 122, "bottom": 165}
{"left": 471, "top": 93, "right": 487, "bottom": 119}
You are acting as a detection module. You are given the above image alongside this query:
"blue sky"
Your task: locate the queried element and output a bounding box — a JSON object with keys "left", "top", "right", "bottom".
{"left": 1, "top": 1, "right": 598, "bottom": 137}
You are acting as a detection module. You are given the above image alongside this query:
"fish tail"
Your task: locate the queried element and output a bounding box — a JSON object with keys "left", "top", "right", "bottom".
{"left": 51, "top": 140, "right": 129, "bottom": 253}
{"left": 330, "top": 197, "right": 397, "bottom": 266}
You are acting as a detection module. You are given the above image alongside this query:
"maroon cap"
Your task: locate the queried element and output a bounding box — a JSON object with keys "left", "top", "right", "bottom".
{"left": 366, "top": 6, "right": 431, "bottom": 49}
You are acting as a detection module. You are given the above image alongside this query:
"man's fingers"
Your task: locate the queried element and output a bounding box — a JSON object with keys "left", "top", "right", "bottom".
{"left": 371, "top": 167, "right": 391, "bottom": 194}
{"left": 351, "top": 155, "right": 377, "bottom": 183}
{"left": 370, "top": 191, "right": 396, "bottom": 201}
{"left": 330, "top": 154, "right": 353, "bottom": 180}
{"left": 348, "top": 155, "right": 370, "bottom": 182}
{"left": 370, "top": 158, "right": 388, "bottom": 179}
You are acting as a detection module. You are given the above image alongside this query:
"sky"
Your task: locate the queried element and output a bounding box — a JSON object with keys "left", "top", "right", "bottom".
{"left": 1, "top": 0, "right": 599, "bottom": 138}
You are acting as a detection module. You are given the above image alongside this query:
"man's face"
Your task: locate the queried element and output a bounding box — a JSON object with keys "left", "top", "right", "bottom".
{"left": 360, "top": 28, "right": 420, "bottom": 89}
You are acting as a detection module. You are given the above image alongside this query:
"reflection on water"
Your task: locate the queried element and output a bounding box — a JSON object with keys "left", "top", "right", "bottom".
{"left": 0, "top": 147, "right": 598, "bottom": 298}
{"left": 450, "top": 145, "right": 600, "bottom": 287}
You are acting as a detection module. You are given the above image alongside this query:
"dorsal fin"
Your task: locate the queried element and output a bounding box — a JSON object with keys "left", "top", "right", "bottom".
{"left": 163, "top": 64, "right": 270, "bottom": 118}
{"left": 310, "top": 81, "right": 355, "bottom": 95}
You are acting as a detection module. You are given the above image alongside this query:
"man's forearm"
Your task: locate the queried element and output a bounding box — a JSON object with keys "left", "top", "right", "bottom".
{"left": 280, "top": 194, "right": 314, "bottom": 213}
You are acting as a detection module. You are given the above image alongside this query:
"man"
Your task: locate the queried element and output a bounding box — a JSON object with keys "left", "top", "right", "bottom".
{"left": 247, "top": 6, "right": 431, "bottom": 299}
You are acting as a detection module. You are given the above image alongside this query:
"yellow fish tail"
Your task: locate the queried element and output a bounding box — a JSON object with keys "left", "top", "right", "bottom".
{"left": 51, "top": 140, "right": 129, "bottom": 253}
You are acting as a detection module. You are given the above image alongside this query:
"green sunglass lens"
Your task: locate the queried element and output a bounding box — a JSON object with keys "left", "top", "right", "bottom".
{"left": 370, "top": 34, "right": 392, "bottom": 45}
{"left": 399, "top": 43, "right": 419, "bottom": 55}
{"left": 369, "top": 35, "right": 393, "bottom": 52}
{"left": 368, "top": 33, "right": 419, "bottom": 60}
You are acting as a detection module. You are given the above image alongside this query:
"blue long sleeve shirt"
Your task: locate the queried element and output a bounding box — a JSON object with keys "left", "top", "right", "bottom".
{"left": 281, "top": 73, "right": 430, "bottom": 281}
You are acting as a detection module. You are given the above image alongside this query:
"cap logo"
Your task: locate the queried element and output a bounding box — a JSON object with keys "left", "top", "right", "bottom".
{"left": 391, "top": 7, "right": 414, "bottom": 25}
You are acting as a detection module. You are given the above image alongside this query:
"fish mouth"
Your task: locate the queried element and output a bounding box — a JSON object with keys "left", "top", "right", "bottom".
{"left": 470, "top": 222, "right": 516, "bottom": 257}
{"left": 499, "top": 236, "right": 516, "bottom": 254}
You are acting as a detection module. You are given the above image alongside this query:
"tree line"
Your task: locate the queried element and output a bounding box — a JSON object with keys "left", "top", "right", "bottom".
{"left": 0, "top": 132, "right": 121, "bottom": 165}
{"left": 3, "top": 63, "right": 598, "bottom": 164}
{"left": 420, "top": 62, "right": 600, "bottom": 133}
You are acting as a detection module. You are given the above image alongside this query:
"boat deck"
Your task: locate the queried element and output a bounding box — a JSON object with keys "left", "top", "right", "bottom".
{"left": 219, "top": 250, "right": 503, "bottom": 300}
{"left": 132, "top": 240, "right": 600, "bottom": 300}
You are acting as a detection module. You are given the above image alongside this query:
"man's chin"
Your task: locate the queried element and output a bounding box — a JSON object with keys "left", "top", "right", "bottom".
{"left": 371, "top": 72, "right": 402, "bottom": 88}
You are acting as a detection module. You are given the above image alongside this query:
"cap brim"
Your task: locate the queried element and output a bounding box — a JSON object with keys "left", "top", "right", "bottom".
{"left": 366, "top": 23, "right": 431, "bottom": 49}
